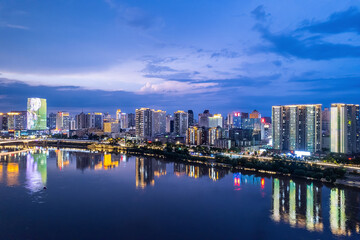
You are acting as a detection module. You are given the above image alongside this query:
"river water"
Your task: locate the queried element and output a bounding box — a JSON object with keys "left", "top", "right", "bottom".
{"left": 0, "top": 148, "right": 359, "bottom": 240}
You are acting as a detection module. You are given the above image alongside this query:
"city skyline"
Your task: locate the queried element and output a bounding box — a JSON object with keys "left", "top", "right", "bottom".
{"left": 1, "top": 1, "right": 360, "bottom": 115}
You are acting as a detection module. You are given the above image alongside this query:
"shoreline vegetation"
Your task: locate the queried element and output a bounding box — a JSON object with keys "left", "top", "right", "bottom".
{"left": 87, "top": 142, "right": 355, "bottom": 188}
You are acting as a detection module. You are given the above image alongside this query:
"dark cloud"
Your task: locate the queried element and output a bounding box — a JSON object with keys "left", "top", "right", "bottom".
{"left": 251, "top": 5, "right": 270, "bottom": 22}
{"left": 254, "top": 25, "right": 360, "bottom": 60}
{"left": 302, "top": 7, "right": 360, "bottom": 34}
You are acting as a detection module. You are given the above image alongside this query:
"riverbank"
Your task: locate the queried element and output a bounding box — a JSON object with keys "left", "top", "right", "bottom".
{"left": 84, "top": 143, "right": 360, "bottom": 189}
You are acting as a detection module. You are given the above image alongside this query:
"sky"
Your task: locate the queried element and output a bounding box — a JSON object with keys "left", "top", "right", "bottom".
{"left": 1, "top": 0, "right": 360, "bottom": 116}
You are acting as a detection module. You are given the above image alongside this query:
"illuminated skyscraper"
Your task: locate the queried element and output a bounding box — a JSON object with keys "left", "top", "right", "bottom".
{"left": 27, "top": 98, "right": 47, "bottom": 130}
{"left": 135, "top": 108, "right": 153, "bottom": 139}
{"left": 330, "top": 104, "right": 360, "bottom": 154}
{"left": 174, "top": 110, "right": 188, "bottom": 136}
{"left": 47, "top": 112, "right": 57, "bottom": 130}
{"left": 56, "top": 112, "right": 70, "bottom": 130}
{"left": 208, "top": 114, "right": 223, "bottom": 128}
{"left": 152, "top": 110, "right": 166, "bottom": 135}
{"left": 272, "top": 104, "right": 322, "bottom": 152}
{"left": 7, "top": 111, "right": 27, "bottom": 130}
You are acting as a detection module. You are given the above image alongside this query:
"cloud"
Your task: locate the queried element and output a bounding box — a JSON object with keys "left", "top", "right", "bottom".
{"left": 139, "top": 80, "right": 218, "bottom": 94}
{"left": 302, "top": 7, "right": 360, "bottom": 35}
{"left": 257, "top": 26, "right": 360, "bottom": 60}
{"left": 0, "top": 22, "right": 29, "bottom": 30}
{"left": 210, "top": 49, "right": 241, "bottom": 59}
{"left": 251, "top": 5, "right": 270, "bottom": 22}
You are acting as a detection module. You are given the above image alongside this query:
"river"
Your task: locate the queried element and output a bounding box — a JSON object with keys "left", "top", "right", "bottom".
{"left": 0, "top": 148, "right": 359, "bottom": 240}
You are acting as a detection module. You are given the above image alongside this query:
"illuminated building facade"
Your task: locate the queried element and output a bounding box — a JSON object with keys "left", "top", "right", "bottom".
{"left": 208, "top": 114, "right": 223, "bottom": 128}
{"left": 7, "top": 111, "right": 27, "bottom": 130}
{"left": 47, "top": 112, "right": 57, "bottom": 130}
{"left": 27, "top": 98, "right": 47, "bottom": 130}
{"left": 0, "top": 113, "right": 7, "bottom": 130}
{"left": 152, "top": 110, "right": 166, "bottom": 135}
{"left": 174, "top": 110, "right": 188, "bottom": 136}
{"left": 56, "top": 112, "right": 70, "bottom": 130}
{"left": 135, "top": 108, "right": 153, "bottom": 139}
{"left": 198, "top": 110, "right": 212, "bottom": 128}
{"left": 186, "top": 126, "right": 207, "bottom": 145}
{"left": 330, "top": 104, "right": 360, "bottom": 154}
{"left": 272, "top": 104, "right": 322, "bottom": 152}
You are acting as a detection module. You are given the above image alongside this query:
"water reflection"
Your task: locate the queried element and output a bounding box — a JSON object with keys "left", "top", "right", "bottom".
{"left": 26, "top": 151, "right": 47, "bottom": 192}
{"left": 271, "top": 178, "right": 323, "bottom": 232}
{"left": 0, "top": 149, "right": 359, "bottom": 238}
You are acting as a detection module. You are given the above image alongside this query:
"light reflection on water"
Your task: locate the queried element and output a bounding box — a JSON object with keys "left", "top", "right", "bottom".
{"left": 0, "top": 148, "right": 359, "bottom": 239}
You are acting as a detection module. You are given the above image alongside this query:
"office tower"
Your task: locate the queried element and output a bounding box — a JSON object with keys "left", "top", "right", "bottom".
{"left": 208, "top": 114, "right": 223, "bottom": 128}
{"left": 27, "top": 98, "right": 47, "bottom": 130}
{"left": 120, "top": 113, "right": 128, "bottom": 129}
{"left": 135, "top": 108, "right": 153, "bottom": 139}
{"left": 229, "top": 128, "right": 254, "bottom": 147}
{"left": 188, "top": 110, "right": 194, "bottom": 127}
{"left": 272, "top": 104, "right": 322, "bottom": 153}
{"left": 330, "top": 104, "right": 360, "bottom": 154}
{"left": 198, "top": 110, "right": 212, "bottom": 128}
{"left": 75, "top": 112, "right": 87, "bottom": 129}
{"left": 47, "top": 112, "right": 57, "bottom": 130}
{"left": 128, "top": 113, "right": 135, "bottom": 128}
{"left": 166, "top": 115, "right": 173, "bottom": 133}
{"left": 7, "top": 111, "right": 27, "bottom": 130}
{"left": 174, "top": 110, "right": 188, "bottom": 136}
{"left": 153, "top": 110, "right": 166, "bottom": 135}
{"left": 56, "top": 112, "right": 70, "bottom": 130}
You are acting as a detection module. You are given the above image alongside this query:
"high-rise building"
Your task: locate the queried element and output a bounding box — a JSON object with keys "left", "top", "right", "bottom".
{"left": 119, "top": 113, "right": 128, "bottom": 129}
{"left": 47, "top": 113, "right": 57, "bottom": 130}
{"left": 69, "top": 117, "right": 76, "bottom": 130}
{"left": 166, "top": 115, "right": 173, "bottom": 133}
{"left": 330, "top": 104, "right": 360, "bottom": 154}
{"left": 27, "top": 98, "right": 47, "bottom": 130}
{"left": 198, "top": 110, "right": 212, "bottom": 128}
{"left": 0, "top": 113, "right": 8, "bottom": 130}
{"left": 135, "top": 108, "right": 153, "bottom": 139}
{"left": 56, "top": 112, "right": 70, "bottom": 130}
{"left": 128, "top": 113, "right": 135, "bottom": 128}
{"left": 116, "top": 109, "right": 122, "bottom": 122}
{"left": 208, "top": 114, "right": 223, "bottom": 128}
{"left": 153, "top": 110, "right": 166, "bottom": 135}
{"left": 261, "top": 117, "right": 272, "bottom": 142}
{"left": 174, "top": 111, "right": 188, "bottom": 136}
{"left": 7, "top": 111, "right": 27, "bottom": 130}
{"left": 186, "top": 126, "right": 207, "bottom": 145}
{"left": 188, "top": 110, "right": 194, "bottom": 127}
{"left": 322, "top": 108, "right": 331, "bottom": 150}
{"left": 75, "top": 112, "right": 87, "bottom": 129}
{"left": 272, "top": 104, "right": 322, "bottom": 153}
{"left": 87, "top": 113, "right": 103, "bottom": 130}
{"left": 250, "top": 110, "right": 261, "bottom": 119}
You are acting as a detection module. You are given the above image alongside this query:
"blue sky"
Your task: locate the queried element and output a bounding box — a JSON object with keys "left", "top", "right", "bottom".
{"left": 1, "top": 0, "right": 360, "bottom": 116}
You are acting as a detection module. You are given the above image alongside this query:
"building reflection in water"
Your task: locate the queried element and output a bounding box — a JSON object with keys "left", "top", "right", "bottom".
{"left": 56, "top": 150, "right": 70, "bottom": 170}
{"left": 74, "top": 152, "right": 125, "bottom": 171}
{"left": 174, "top": 163, "right": 227, "bottom": 181}
{"left": 233, "top": 173, "right": 265, "bottom": 190}
{"left": 329, "top": 188, "right": 360, "bottom": 236}
{"left": 271, "top": 178, "right": 323, "bottom": 232}
{"left": 7, "top": 162, "right": 19, "bottom": 186}
{"left": 26, "top": 150, "right": 47, "bottom": 192}
{"left": 136, "top": 157, "right": 155, "bottom": 189}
